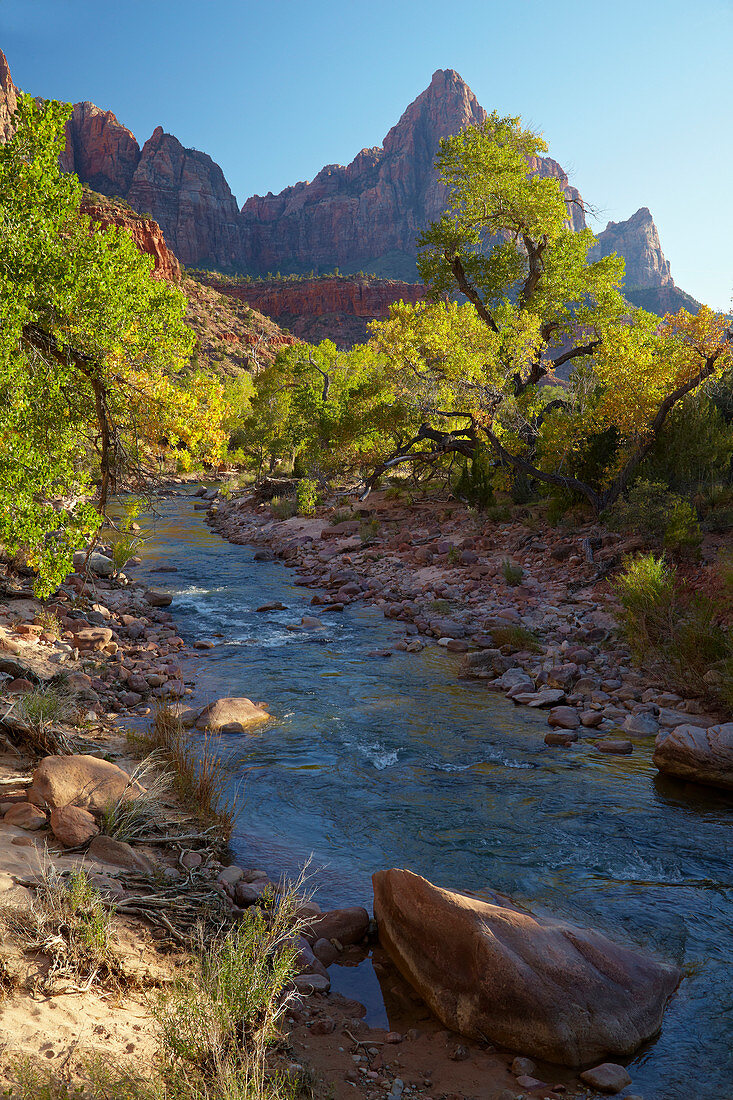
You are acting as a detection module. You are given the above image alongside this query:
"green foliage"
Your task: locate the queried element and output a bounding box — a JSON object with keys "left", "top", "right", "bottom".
{"left": 453, "top": 446, "right": 496, "bottom": 509}
{"left": 491, "top": 624, "right": 541, "bottom": 652}
{"left": 0, "top": 95, "right": 225, "bottom": 595}
{"left": 269, "top": 496, "right": 296, "bottom": 520}
{"left": 501, "top": 559, "right": 524, "bottom": 586}
{"left": 605, "top": 479, "right": 701, "bottom": 557}
{"left": 612, "top": 554, "right": 677, "bottom": 660}
{"left": 111, "top": 499, "right": 144, "bottom": 570}
{"left": 613, "top": 553, "right": 733, "bottom": 706}
{"left": 295, "top": 478, "right": 319, "bottom": 516}
{"left": 359, "top": 517, "right": 380, "bottom": 544}
{"left": 639, "top": 392, "right": 733, "bottom": 493}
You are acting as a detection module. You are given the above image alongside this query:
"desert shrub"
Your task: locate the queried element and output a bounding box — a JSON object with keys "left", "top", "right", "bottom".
{"left": 34, "top": 609, "right": 62, "bottom": 638}
{"left": 9, "top": 684, "right": 77, "bottom": 754}
{"left": 330, "top": 507, "right": 356, "bottom": 525}
{"left": 3, "top": 869, "right": 117, "bottom": 991}
{"left": 447, "top": 545, "right": 461, "bottom": 565}
{"left": 501, "top": 560, "right": 524, "bottom": 586}
{"left": 640, "top": 391, "right": 733, "bottom": 493}
{"left": 269, "top": 496, "right": 296, "bottom": 520}
{"left": 612, "top": 553, "right": 677, "bottom": 659}
{"left": 428, "top": 598, "right": 452, "bottom": 614}
{"left": 295, "top": 478, "right": 318, "bottom": 517}
{"left": 100, "top": 756, "right": 173, "bottom": 842}
{"left": 612, "top": 553, "right": 733, "bottom": 705}
{"left": 491, "top": 624, "right": 541, "bottom": 652}
{"left": 359, "top": 518, "right": 380, "bottom": 544}
{"left": 484, "top": 503, "right": 512, "bottom": 523}
{"left": 129, "top": 707, "right": 238, "bottom": 840}
{"left": 605, "top": 479, "right": 701, "bottom": 556}
{"left": 452, "top": 446, "right": 495, "bottom": 510}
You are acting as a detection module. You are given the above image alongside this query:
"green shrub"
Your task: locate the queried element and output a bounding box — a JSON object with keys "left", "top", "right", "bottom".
{"left": 491, "top": 624, "right": 541, "bottom": 652}
{"left": 612, "top": 553, "right": 676, "bottom": 659}
{"left": 452, "top": 446, "right": 495, "bottom": 510}
{"left": 605, "top": 479, "right": 701, "bottom": 556}
{"left": 111, "top": 499, "right": 144, "bottom": 570}
{"left": 640, "top": 391, "right": 733, "bottom": 493}
{"left": 447, "top": 545, "right": 461, "bottom": 565}
{"left": 330, "top": 506, "right": 356, "bottom": 525}
{"left": 269, "top": 496, "right": 296, "bottom": 520}
{"left": 359, "top": 517, "right": 380, "bottom": 544}
{"left": 501, "top": 559, "right": 524, "bottom": 586}
{"left": 295, "top": 477, "right": 319, "bottom": 517}
{"left": 612, "top": 553, "right": 733, "bottom": 705}
{"left": 484, "top": 503, "right": 512, "bottom": 523}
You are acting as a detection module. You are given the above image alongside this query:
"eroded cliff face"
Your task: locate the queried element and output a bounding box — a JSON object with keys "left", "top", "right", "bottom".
{"left": 202, "top": 276, "right": 427, "bottom": 346}
{"left": 126, "top": 127, "right": 241, "bottom": 268}
{"left": 61, "top": 102, "right": 141, "bottom": 196}
{"left": 79, "top": 193, "right": 181, "bottom": 281}
{"left": 592, "top": 207, "right": 673, "bottom": 288}
{"left": 0, "top": 49, "right": 18, "bottom": 140}
{"left": 239, "top": 69, "right": 586, "bottom": 277}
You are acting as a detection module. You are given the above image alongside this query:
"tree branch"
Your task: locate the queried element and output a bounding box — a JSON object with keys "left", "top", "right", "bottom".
{"left": 447, "top": 252, "right": 498, "bottom": 333}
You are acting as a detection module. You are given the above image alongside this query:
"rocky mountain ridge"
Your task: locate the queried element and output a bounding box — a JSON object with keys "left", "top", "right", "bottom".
{"left": 0, "top": 47, "right": 697, "bottom": 319}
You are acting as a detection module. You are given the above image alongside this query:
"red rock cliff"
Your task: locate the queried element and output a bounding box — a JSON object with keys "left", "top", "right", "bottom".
{"left": 126, "top": 127, "right": 241, "bottom": 268}
{"left": 239, "top": 70, "right": 585, "bottom": 278}
{"left": 80, "top": 194, "right": 181, "bottom": 281}
{"left": 591, "top": 206, "right": 673, "bottom": 288}
{"left": 61, "top": 101, "right": 141, "bottom": 196}
{"left": 201, "top": 276, "right": 426, "bottom": 347}
{"left": 0, "top": 49, "right": 18, "bottom": 140}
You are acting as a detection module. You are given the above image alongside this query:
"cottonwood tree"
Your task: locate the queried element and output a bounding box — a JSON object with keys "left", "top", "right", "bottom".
{"left": 367, "top": 113, "right": 732, "bottom": 510}
{"left": 0, "top": 95, "right": 226, "bottom": 593}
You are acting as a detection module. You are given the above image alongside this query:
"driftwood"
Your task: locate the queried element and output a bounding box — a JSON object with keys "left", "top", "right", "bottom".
{"left": 251, "top": 477, "right": 299, "bottom": 503}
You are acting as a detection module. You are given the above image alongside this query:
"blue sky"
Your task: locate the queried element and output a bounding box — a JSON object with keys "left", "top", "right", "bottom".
{"left": 2, "top": 0, "right": 731, "bottom": 307}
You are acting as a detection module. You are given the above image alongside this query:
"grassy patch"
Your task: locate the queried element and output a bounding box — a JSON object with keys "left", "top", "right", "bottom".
{"left": 501, "top": 559, "right": 524, "bottom": 586}
{"left": 129, "top": 707, "right": 238, "bottom": 841}
{"left": 491, "top": 624, "right": 541, "bottom": 653}
{"left": 2, "top": 868, "right": 118, "bottom": 992}
{"left": 269, "top": 496, "right": 297, "bottom": 521}
{"left": 7, "top": 684, "right": 78, "bottom": 754}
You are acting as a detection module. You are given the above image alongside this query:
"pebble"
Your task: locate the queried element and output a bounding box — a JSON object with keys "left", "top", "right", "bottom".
{"left": 579, "top": 1062, "right": 632, "bottom": 1093}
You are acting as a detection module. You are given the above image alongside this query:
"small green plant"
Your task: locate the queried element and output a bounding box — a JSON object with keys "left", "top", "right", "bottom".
{"left": 501, "top": 559, "right": 524, "bottom": 586}
{"left": 10, "top": 684, "right": 77, "bottom": 754}
{"left": 662, "top": 498, "right": 702, "bottom": 558}
{"left": 612, "top": 553, "right": 676, "bottom": 659}
{"left": 428, "top": 598, "right": 452, "bottom": 614}
{"left": 491, "top": 624, "right": 541, "bottom": 652}
{"left": 447, "top": 545, "right": 461, "bottom": 565}
{"left": 34, "top": 609, "right": 62, "bottom": 637}
{"left": 485, "top": 503, "right": 512, "bottom": 524}
{"left": 330, "top": 507, "right": 356, "bottom": 525}
{"left": 295, "top": 477, "right": 319, "bottom": 517}
{"left": 605, "top": 479, "right": 701, "bottom": 556}
{"left": 269, "top": 495, "right": 296, "bottom": 520}
{"left": 3, "top": 869, "right": 117, "bottom": 990}
{"left": 359, "top": 518, "right": 380, "bottom": 545}
{"left": 111, "top": 500, "right": 145, "bottom": 570}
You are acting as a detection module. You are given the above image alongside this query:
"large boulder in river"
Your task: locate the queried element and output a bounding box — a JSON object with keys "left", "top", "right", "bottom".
{"left": 372, "top": 868, "right": 679, "bottom": 1066}
{"left": 28, "top": 754, "right": 143, "bottom": 815}
{"left": 653, "top": 722, "right": 733, "bottom": 790}
{"left": 195, "top": 696, "right": 270, "bottom": 733}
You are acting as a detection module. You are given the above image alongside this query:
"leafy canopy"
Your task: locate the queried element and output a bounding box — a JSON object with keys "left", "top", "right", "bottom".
{"left": 0, "top": 94, "right": 226, "bottom": 593}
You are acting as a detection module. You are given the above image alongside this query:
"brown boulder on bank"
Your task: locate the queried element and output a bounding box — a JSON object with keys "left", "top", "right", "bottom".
{"left": 653, "top": 722, "right": 733, "bottom": 791}
{"left": 28, "top": 754, "right": 143, "bottom": 815}
{"left": 195, "top": 697, "right": 270, "bottom": 733}
{"left": 50, "top": 805, "right": 99, "bottom": 847}
{"left": 372, "top": 868, "right": 679, "bottom": 1066}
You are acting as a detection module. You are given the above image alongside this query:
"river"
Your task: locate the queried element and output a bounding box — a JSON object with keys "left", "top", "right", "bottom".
{"left": 132, "top": 493, "right": 732, "bottom": 1099}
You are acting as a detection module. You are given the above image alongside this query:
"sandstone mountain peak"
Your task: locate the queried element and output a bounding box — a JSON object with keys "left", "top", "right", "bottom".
{"left": 592, "top": 206, "right": 673, "bottom": 288}
{"left": 0, "top": 46, "right": 689, "bottom": 310}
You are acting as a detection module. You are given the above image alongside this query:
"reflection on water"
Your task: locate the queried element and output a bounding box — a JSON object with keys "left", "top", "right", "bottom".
{"left": 132, "top": 495, "right": 732, "bottom": 1099}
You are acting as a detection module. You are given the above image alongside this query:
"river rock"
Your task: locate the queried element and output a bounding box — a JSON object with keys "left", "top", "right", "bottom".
{"left": 460, "top": 649, "right": 510, "bottom": 678}
{"left": 195, "top": 696, "right": 270, "bottom": 732}
{"left": 372, "top": 868, "right": 679, "bottom": 1066}
{"left": 87, "top": 834, "right": 154, "bottom": 873}
{"left": 144, "top": 587, "right": 173, "bottom": 607}
{"left": 547, "top": 706, "right": 580, "bottom": 730}
{"left": 302, "top": 906, "right": 370, "bottom": 946}
{"left": 623, "top": 713, "right": 658, "bottom": 736}
{"left": 28, "top": 754, "right": 144, "bottom": 814}
{"left": 73, "top": 551, "right": 114, "bottom": 577}
{"left": 4, "top": 802, "right": 46, "bottom": 830}
{"left": 579, "top": 1063, "right": 632, "bottom": 1093}
{"left": 50, "top": 805, "right": 99, "bottom": 846}
{"left": 73, "top": 627, "right": 114, "bottom": 652}
{"left": 653, "top": 722, "right": 733, "bottom": 790}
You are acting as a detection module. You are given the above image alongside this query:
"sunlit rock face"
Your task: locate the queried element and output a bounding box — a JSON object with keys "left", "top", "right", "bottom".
{"left": 591, "top": 206, "right": 673, "bottom": 288}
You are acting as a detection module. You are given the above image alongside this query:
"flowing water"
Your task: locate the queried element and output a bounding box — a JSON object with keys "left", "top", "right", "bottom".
{"left": 133, "top": 494, "right": 732, "bottom": 1099}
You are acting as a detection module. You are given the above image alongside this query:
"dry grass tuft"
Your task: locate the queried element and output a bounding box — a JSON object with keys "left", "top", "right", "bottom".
{"left": 2, "top": 866, "right": 119, "bottom": 992}
{"left": 3, "top": 684, "right": 78, "bottom": 755}
{"left": 129, "top": 706, "right": 238, "bottom": 841}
